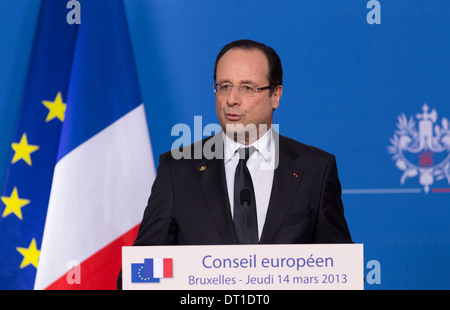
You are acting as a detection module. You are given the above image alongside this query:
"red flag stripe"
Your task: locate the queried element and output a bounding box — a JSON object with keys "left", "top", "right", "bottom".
{"left": 163, "top": 258, "right": 173, "bottom": 278}
{"left": 44, "top": 225, "right": 139, "bottom": 290}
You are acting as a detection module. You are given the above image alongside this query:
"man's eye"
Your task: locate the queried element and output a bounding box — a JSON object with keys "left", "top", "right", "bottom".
{"left": 220, "top": 84, "right": 231, "bottom": 90}
{"left": 242, "top": 85, "right": 255, "bottom": 92}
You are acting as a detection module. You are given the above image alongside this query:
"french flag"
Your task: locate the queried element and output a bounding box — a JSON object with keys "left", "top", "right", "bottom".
{"left": 34, "top": 1, "right": 155, "bottom": 289}
{"left": 145, "top": 258, "right": 173, "bottom": 279}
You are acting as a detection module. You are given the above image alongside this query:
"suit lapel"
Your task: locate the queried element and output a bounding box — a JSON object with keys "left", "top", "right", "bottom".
{"left": 259, "top": 135, "right": 303, "bottom": 243}
{"left": 195, "top": 135, "right": 238, "bottom": 244}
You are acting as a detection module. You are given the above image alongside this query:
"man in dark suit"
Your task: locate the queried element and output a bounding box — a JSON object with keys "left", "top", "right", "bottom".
{"left": 117, "top": 39, "right": 351, "bottom": 288}
{"left": 133, "top": 39, "right": 351, "bottom": 245}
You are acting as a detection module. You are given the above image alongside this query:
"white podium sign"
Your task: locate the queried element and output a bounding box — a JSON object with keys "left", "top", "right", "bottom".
{"left": 122, "top": 243, "right": 363, "bottom": 290}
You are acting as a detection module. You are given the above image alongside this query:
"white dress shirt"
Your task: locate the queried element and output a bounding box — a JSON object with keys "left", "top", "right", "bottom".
{"left": 222, "top": 128, "right": 275, "bottom": 239}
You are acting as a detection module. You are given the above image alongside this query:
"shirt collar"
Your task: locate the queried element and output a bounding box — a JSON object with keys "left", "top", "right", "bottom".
{"left": 223, "top": 127, "right": 273, "bottom": 164}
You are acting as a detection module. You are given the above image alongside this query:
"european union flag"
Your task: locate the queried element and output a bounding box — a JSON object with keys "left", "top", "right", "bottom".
{"left": 131, "top": 259, "right": 160, "bottom": 283}
{"left": 0, "top": 1, "right": 78, "bottom": 289}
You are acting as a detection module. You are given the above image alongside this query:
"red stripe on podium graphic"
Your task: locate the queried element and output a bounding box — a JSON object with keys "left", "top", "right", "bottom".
{"left": 44, "top": 225, "right": 139, "bottom": 290}
{"left": 163, "top": 258, "right": 173, "bottom": 278}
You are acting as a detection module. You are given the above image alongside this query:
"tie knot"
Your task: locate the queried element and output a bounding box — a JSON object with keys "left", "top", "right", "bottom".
{"left": 237, "top": 146, "right": 255, "bottom": 163}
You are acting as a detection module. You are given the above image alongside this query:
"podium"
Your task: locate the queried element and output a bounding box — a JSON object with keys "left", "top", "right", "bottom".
{"left": 121, "top": 243, "right": 363, "bottom": 290}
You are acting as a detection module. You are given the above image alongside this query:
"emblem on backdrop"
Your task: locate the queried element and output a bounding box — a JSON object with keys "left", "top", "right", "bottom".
{"left": 388, "top": 104, "right": 450, "bottom": 193}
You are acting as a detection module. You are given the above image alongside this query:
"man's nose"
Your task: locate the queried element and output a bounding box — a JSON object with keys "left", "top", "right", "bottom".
{"left": 226, "top": 86, "right": 241, "bottom": 106}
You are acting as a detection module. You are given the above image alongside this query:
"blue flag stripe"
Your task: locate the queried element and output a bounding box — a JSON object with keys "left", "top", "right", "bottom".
{"left": 56, "top": 0, "right": 142, "bottom": 162}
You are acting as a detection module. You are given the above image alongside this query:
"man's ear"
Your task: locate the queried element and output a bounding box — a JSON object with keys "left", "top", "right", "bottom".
{"left": 271, "top": 85, "right": 283, "bottom": 110}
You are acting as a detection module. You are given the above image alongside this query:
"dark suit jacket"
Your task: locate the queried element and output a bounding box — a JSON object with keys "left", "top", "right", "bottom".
{"left": 117, "top": 133, "right": 352, "bottom": 288}
{"left": 133, "top": 133, "right": 352, "bottom": 246}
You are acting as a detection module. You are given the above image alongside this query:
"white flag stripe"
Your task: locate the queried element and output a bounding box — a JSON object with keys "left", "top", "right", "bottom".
{"left": 153, "top": 258, "right": 164, "bottom": 278}
{"left": 35, "top": 104, "right": 155, "bottom": 289}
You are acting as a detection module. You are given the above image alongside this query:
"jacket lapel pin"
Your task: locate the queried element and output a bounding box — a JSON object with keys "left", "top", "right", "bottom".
{"left": 199, "top": 165, "right": 207, "bottom": 172}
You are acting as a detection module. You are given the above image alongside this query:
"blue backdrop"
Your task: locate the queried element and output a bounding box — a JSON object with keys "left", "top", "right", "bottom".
{"left": 0, "top": 0, "right": 449, "bottom": 289}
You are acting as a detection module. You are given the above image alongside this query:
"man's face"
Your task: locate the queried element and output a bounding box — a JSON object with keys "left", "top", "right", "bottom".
{"left": 215, "top": 48, "right": 282, "bottom": 144}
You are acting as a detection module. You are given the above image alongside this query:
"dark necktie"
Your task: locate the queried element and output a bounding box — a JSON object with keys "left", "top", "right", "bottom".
{"left": 233, "top": 147, "right": 258, "bottom": 244}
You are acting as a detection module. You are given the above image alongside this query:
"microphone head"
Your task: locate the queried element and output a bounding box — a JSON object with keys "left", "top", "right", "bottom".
{"left": 240, "top": 189, "right": 251, "bottom": 206}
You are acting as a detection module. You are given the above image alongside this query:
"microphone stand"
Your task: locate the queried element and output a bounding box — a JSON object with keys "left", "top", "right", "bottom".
{"left": 242, "top": 200, "right": 248, "bottom": 244}
{"left": 240, "top": 189, "right": 251, "bottom": 244}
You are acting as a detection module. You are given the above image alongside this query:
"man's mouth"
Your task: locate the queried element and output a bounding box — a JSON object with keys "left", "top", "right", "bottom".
{"left": 225, "top": 113, "right": 242, "bottom": 121}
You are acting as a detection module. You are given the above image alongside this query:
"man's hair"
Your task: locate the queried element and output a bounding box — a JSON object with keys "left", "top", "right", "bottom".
{"left": 213, "top": 39, "right": 283, "bottom": 93}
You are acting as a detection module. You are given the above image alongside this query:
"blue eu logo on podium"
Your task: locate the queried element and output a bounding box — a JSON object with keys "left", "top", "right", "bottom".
{"left": 131, "top": 258, "right": 173, "bottom": 283}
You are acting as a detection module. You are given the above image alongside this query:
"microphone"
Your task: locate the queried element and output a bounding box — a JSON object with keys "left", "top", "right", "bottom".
{"left": 240, "top": 189, "right": 251, "bottom": 208}
{"left": 240, "top": 189, "right": 251, "bottom": 243}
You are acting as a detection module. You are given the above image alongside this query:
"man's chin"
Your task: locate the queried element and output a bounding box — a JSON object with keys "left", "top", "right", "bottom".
{"left": 223, "top": 123, "right": 260, "bottom": 144}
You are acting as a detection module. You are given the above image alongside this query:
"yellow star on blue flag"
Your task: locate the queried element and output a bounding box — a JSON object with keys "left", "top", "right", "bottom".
{"left": 16, "top": 239, "right": 40, "bottom": 269}
{"left": 42, "top": 91, "right": 66, "bottom": 122}
{"left": 11, "top": 133, "right": 40, "bottom": 166}
{"left": 1, "top": 187, "right": 30, "bottom": 220}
